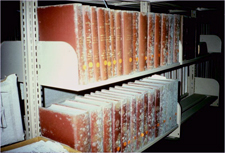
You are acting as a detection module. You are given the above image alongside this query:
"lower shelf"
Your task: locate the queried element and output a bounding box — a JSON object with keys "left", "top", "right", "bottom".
{"left": 180, "top": 94, "right": 218, "bottom": 124}
{"left": 137, "top": 125, "right": 178, "bottom": 152}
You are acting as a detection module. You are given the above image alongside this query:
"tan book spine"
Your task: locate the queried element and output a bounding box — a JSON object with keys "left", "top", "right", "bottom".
{"left": 97, "top": 8, "right": 108, "bottom": 80}
{"left": 75, "top": 4, "right": 87, "bottom": 85}
{"left": 138, "top": 12, "right": 148, "bottom": 71}
{"left": 110, "top": 10, "right": 117, "bottom": 77}
{"left": 91, "top": 6, "right": 101, "bottom": 82}
{"left": 173, "top": 14, "right": 181, "bottom": 63}
{"left": 147, "top": 13, "right": 155, "bottom": 69}
{"left": 154, "top": 13, "right": 161, "bottom": 68}
{"left": 83, "top": 6, "right": 94, "bottom": 83}
{"left": 122, "top": 11, "right": 133, "bottom": 75}
{"left": 115, "top": 10, "right": 123, "bottom": 76}
{"left": 160, "top": 14, "right": 169, "bottom": 66}
{"left": 105, "top": 9, "right": 112, "bottom": 78}
{"left": 132, "top": 11, "right": 139, "bottom": 72}
{"left": 168, "top": 14, "right": 174, "bottom": 64}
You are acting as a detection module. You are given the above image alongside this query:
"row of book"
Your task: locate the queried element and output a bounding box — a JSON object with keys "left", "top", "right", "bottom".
{"left": 37, "top": 3, "right": 182, "bottom": 85}
{"left": 39, "top": 76, "right": 178, "bottom": 152}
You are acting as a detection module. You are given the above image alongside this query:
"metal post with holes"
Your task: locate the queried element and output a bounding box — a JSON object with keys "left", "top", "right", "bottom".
{"left": 20, "top": 0, "right": 41, "bottom": 139}
{"left": 187, "top": 64, "right": 195, "bottom": 95}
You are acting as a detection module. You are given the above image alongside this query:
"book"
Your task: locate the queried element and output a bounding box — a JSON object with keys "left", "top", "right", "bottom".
{"left": 110, "top": 9, "right": 117, "bottom": 77}
{"left": 110, "top": 87, "right": 145, "bottom": 150}
{"left": 122, "top": 11, "right": 133, "bottom": 75}
{"left": 105, "top": 8, "right": 113, "bottom": 78}
{"left": 97, "top": 8, "right": 107, "bottom": 80}
{"left": 126, "top": 82, "right": 161, "bottom": 137}
{"left": 138, "top": 12, "right": 148, "bottom": 72}
{"left": 115, "top": 10, "right": 123, "bottom": 76}
{"left": 60, "top": 100, "right": 103, "bottom": 152}
{"left": 39, "top": 104, "right": 90, "bottom": 152}
{"left": 74, "top": 96, "right": 113, "bottom": 152}
{"left": 91, "top": 6, "right": 101, "bottom": 82}
{"left": 160, "top": 14, "right": 169, "bottom": 66}
{"left": 173, "top": 14, "right": 181, "bottom": 63}
{"left": 122, "top": 83, "right": 155, "bottom": 142}
{"left": 168, "top": 14, "right": 174, "bottom": 64}
{"left": 83, "top": 94, "right": 121, "bottom": 152}
{"left": 100, "top": 89, "right": 137, "bottom": 152}
{"left": 154, "top": 13, "right": 161, "bottom": 68}
{"left": 37, "top": 4, "right": 87, "bottom": 85}
{"left": 132, "top": 11, "right": 139, "bottom": 72}
{"left": 91, "top": 91, "right": 128, "bottom": 152}
{"left": 83, "top": 5, "right": 94, "bottom": 83}
{"left": 147, "top": 13, "right": 155, "bottom": 69}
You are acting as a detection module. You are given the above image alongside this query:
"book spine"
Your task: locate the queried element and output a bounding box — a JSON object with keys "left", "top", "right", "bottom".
{"left": 136, "top": 96, "right": 144, "bottom": 149}
{"left": 110, "top": 10, "right": 117, "bottom": 77}
{"left": 148, "top": 92, "right": 155, "bottom": 141}
{"left": 155, "top": 89, "right": 160, "bottom": 137}
{"left": 147, "top": 13, "right": 155, "bottom": 69}
{"left": 74, "top": 4, "right": 87, "bottom": 85}
{"left": 132, "top": 12, "right": 139, "bottom": 72}
{"left": 173, "top": 14, "right": 181, "bottom": 63}
{"left": 154, "top": 13, "right": 161, "bottom": 68}
{"left": 103, "top": 106, "right": 113, "bottom": 152}
{"left": 138, "top": 12, "right": 148, "bottom": 71}
{"left": 168, "top": 14, "right": 174, "bottom": 64}
{"left": 83, "top": 6, "right": 94, "bottom": 83}
{"left": 115, "top": 10, "right": 123, "bottom": 76}
{"left": 74, "top": 113, "right": 91, "bottom": 152}
{"left": 143, "top": 92, "right": 149, "bottom": 145}
{"left": 122, "top": 11, "right": 133, "bottom": 75}
{"left": 160, "top": 14, "right": 169, "bottom": 66}
{"left": 97, "top": 8, "right": 108, "bottom": 80}
{"left": 105, "top": 8, "right": 112, "bottom": 78}
{"left": 91, "top": 6, "right": 101, "bottom": 82}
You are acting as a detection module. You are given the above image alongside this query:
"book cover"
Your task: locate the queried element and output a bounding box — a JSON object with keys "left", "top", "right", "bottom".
{"left": 122, "top": 11, "right": 133, "bottom": 75}
{"left": 83, "top": 94, "right": 121, "bottom": 152}
{"left": 154, "top": 13, "right": 161, "bottom": 68}
{"left": 39, "top": 104, "right": 90, "bottom": 152}
{"left": 38, "top": 4, "right": 87, "bottom": 85}
{"left": 138, "top": 12, "right": 148, "bottom": 71}
{"left": 61, "top": 100, "right": 103, "bottom": 152}
{"left": 132, "top": 11, "right": 139, "bottom": 72}
{"left": 74, "top": 96, "right": 113, "bottom": 152}
{"left": 91, "top": 6, "right": 101, "bottom": 82}
{"left": 115, "top": 10, "right": 123, "bottom": 76}
{"left": 97, "top": 8, "right": 107, "bottom": 80}
{"left": 110, "top": 10, "right": 117, "bottom": 77}
{"left": 83, "top": 5, "right": 94, "bottom": 83}
{"left": 105, "top": 8, "right": 113, "bottom": 78}
{"left": 147, "top": 13, "right": 155, "bottom": 69}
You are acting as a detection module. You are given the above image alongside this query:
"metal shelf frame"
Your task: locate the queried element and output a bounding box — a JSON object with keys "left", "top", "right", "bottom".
{"left": 13, "top": 0, "right": 220, "bottom": 151}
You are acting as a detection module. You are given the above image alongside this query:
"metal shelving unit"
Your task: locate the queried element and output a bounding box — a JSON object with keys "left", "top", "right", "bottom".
{"left": 1, "top": 0, "right": 221, "bottom": 152}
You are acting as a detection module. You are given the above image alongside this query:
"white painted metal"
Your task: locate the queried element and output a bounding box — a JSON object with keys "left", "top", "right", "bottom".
{"left": 195, "top": 77, "right": 219, "bottom": 106}
{"left": 140, "top": 1, "right": 151, "bottom": 12}
{"left": 0, "top": 41, "right": 23, "bottom": 82}
{"left": 137, "top": 125, "right": 178, "bottom": 152}
{"left": 168, "top": 103, "right": 182, "bottom": 138}
{"left": 38, "top": 41, "right": 181, "bottom": 91}
{"left": 200, "top": 35, "right": 222, "bottom": 53}
{"left": 187, "top": 64, "right": 195, "bottom": 95}
{"left": 20, "top": 1, "right": 41, "bottom": 139}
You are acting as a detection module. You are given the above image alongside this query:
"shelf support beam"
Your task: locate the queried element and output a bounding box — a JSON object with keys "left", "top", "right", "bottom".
{"left": 20, "top": 0, "right": 41, "bottom": 139}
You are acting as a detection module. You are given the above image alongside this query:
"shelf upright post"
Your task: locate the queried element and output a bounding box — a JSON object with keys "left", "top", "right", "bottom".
{"left": 20, "top": 0, "right": 41, "bottom": 139}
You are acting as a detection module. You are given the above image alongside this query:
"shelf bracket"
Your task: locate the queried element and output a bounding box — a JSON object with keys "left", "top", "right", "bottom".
{"left": 168, "top": 103, "right": 181, "bottom": 138}
{"left": 20, "top": 0, "right": 41, "bottom": 139}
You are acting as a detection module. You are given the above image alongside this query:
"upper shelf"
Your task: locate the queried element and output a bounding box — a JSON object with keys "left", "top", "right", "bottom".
{"left": 1, "top": 41, "right": 219, "bottom": 92}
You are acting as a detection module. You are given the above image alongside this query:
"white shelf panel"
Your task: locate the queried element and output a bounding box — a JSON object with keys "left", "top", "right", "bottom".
{"left": 38, "top": 41, "right": 180, "bottom": 91}
{"left": 136, "top": 125, "right": 178, "bottom": 152}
